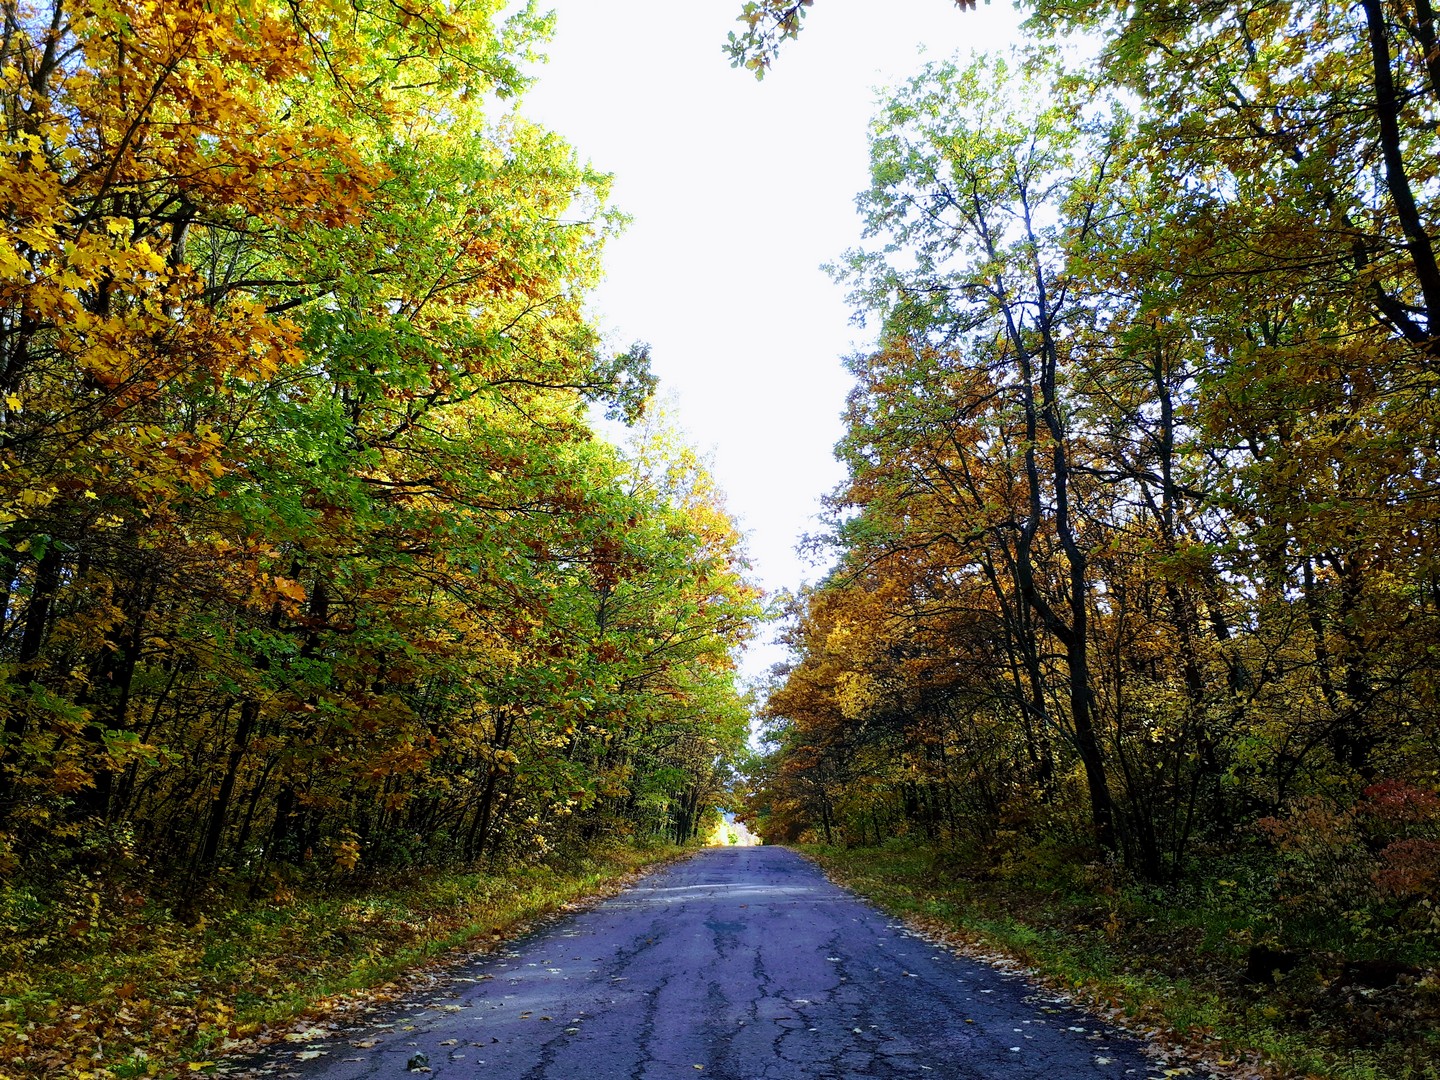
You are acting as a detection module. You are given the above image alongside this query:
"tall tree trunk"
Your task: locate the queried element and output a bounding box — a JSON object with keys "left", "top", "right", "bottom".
{"left": 199, "top": 698, "right": 260, "bottom": 868}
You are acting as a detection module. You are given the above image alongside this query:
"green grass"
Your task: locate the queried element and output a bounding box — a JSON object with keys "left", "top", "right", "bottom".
{"left": 0, "top": 842, "right": 691, "bottom": 1079}
{"left": 800, "top": 842, "right": 1440, "bottom": 1080}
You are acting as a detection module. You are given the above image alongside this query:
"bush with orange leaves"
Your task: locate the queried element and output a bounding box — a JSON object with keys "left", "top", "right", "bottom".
{"left": 1257, "top": 780, "right": 1440, "bottom": 952}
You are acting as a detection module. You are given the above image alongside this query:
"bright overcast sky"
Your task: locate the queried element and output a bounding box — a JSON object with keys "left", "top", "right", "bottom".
{"left": 520, "top": 0, "right": 1025, "bottom": 680}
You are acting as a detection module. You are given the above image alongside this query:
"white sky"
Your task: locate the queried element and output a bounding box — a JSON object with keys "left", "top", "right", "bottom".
{"left": 519, "top": 0, "right": 1024, "bottom": 681}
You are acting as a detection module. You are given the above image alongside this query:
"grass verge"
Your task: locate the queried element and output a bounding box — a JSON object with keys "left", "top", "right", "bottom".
{"left": 1, "top": 842, "right": 691, "bottom": 1079}
{"left": 799, "top": 842, "right": 1440, "bottom": 1080}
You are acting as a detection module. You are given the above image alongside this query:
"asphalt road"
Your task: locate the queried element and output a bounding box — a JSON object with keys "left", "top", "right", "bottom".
{"left": 260, "top": 846, "right": 1164, "bottom": 1079}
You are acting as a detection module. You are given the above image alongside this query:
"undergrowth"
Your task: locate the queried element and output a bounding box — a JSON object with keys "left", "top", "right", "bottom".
{"left": 800, "top": 841, "right": 1440, "bottom": 1080}
{"left": 0, "top": 842, "right": 689, "bottom": 1079}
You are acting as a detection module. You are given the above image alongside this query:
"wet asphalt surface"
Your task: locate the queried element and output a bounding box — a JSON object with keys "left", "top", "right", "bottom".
{"left": 257, "top": 847, "right": 1163, "bottom": 1079}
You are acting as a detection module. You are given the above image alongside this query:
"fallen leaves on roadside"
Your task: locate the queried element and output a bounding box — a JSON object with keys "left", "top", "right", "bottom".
{"left": 5, "top": 848, "right": 694, "bottom": 1080}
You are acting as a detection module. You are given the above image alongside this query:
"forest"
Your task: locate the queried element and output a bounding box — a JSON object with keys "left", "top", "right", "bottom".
{"left": 739, "top": 0, "right": 1440, "bottom": 1073}
{"left": 5, "top": 0, "right": 1440, "bottom": 1076}
{"left": 0, "top": 1, "right": 762, "bottom": 1068}
{"left": 0, "top": 0, "right": 766, "bottom": 881}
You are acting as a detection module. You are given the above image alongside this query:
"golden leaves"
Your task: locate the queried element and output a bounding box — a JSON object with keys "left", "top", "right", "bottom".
{"left": 0, "top": 14, "right": 762, "bottom": 1080}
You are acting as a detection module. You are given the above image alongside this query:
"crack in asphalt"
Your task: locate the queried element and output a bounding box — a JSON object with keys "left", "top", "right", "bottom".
{"left": 233, "top": 848, "right": 1170, "bottom": 1080}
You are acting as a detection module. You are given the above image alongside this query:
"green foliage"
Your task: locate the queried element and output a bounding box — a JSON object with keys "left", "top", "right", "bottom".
{"left": 746, "top": 6, "right": 1440, "bottom": 1065}
{"left": 0, "top": 7, "right": 761, "bottom": 1074}
{"left": 0, "top": 0, "right": 760, "bottom": 884}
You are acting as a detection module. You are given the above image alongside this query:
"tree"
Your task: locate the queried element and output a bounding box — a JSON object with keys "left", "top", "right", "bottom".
{"left": 747, "top": 14, "right": 1440, "bottom": 906}
{"left": 0, "top": 0, "right": 760, "bottom": 889}
{"left": 827, "top": 55, "right": 1119, "bottom": 849}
